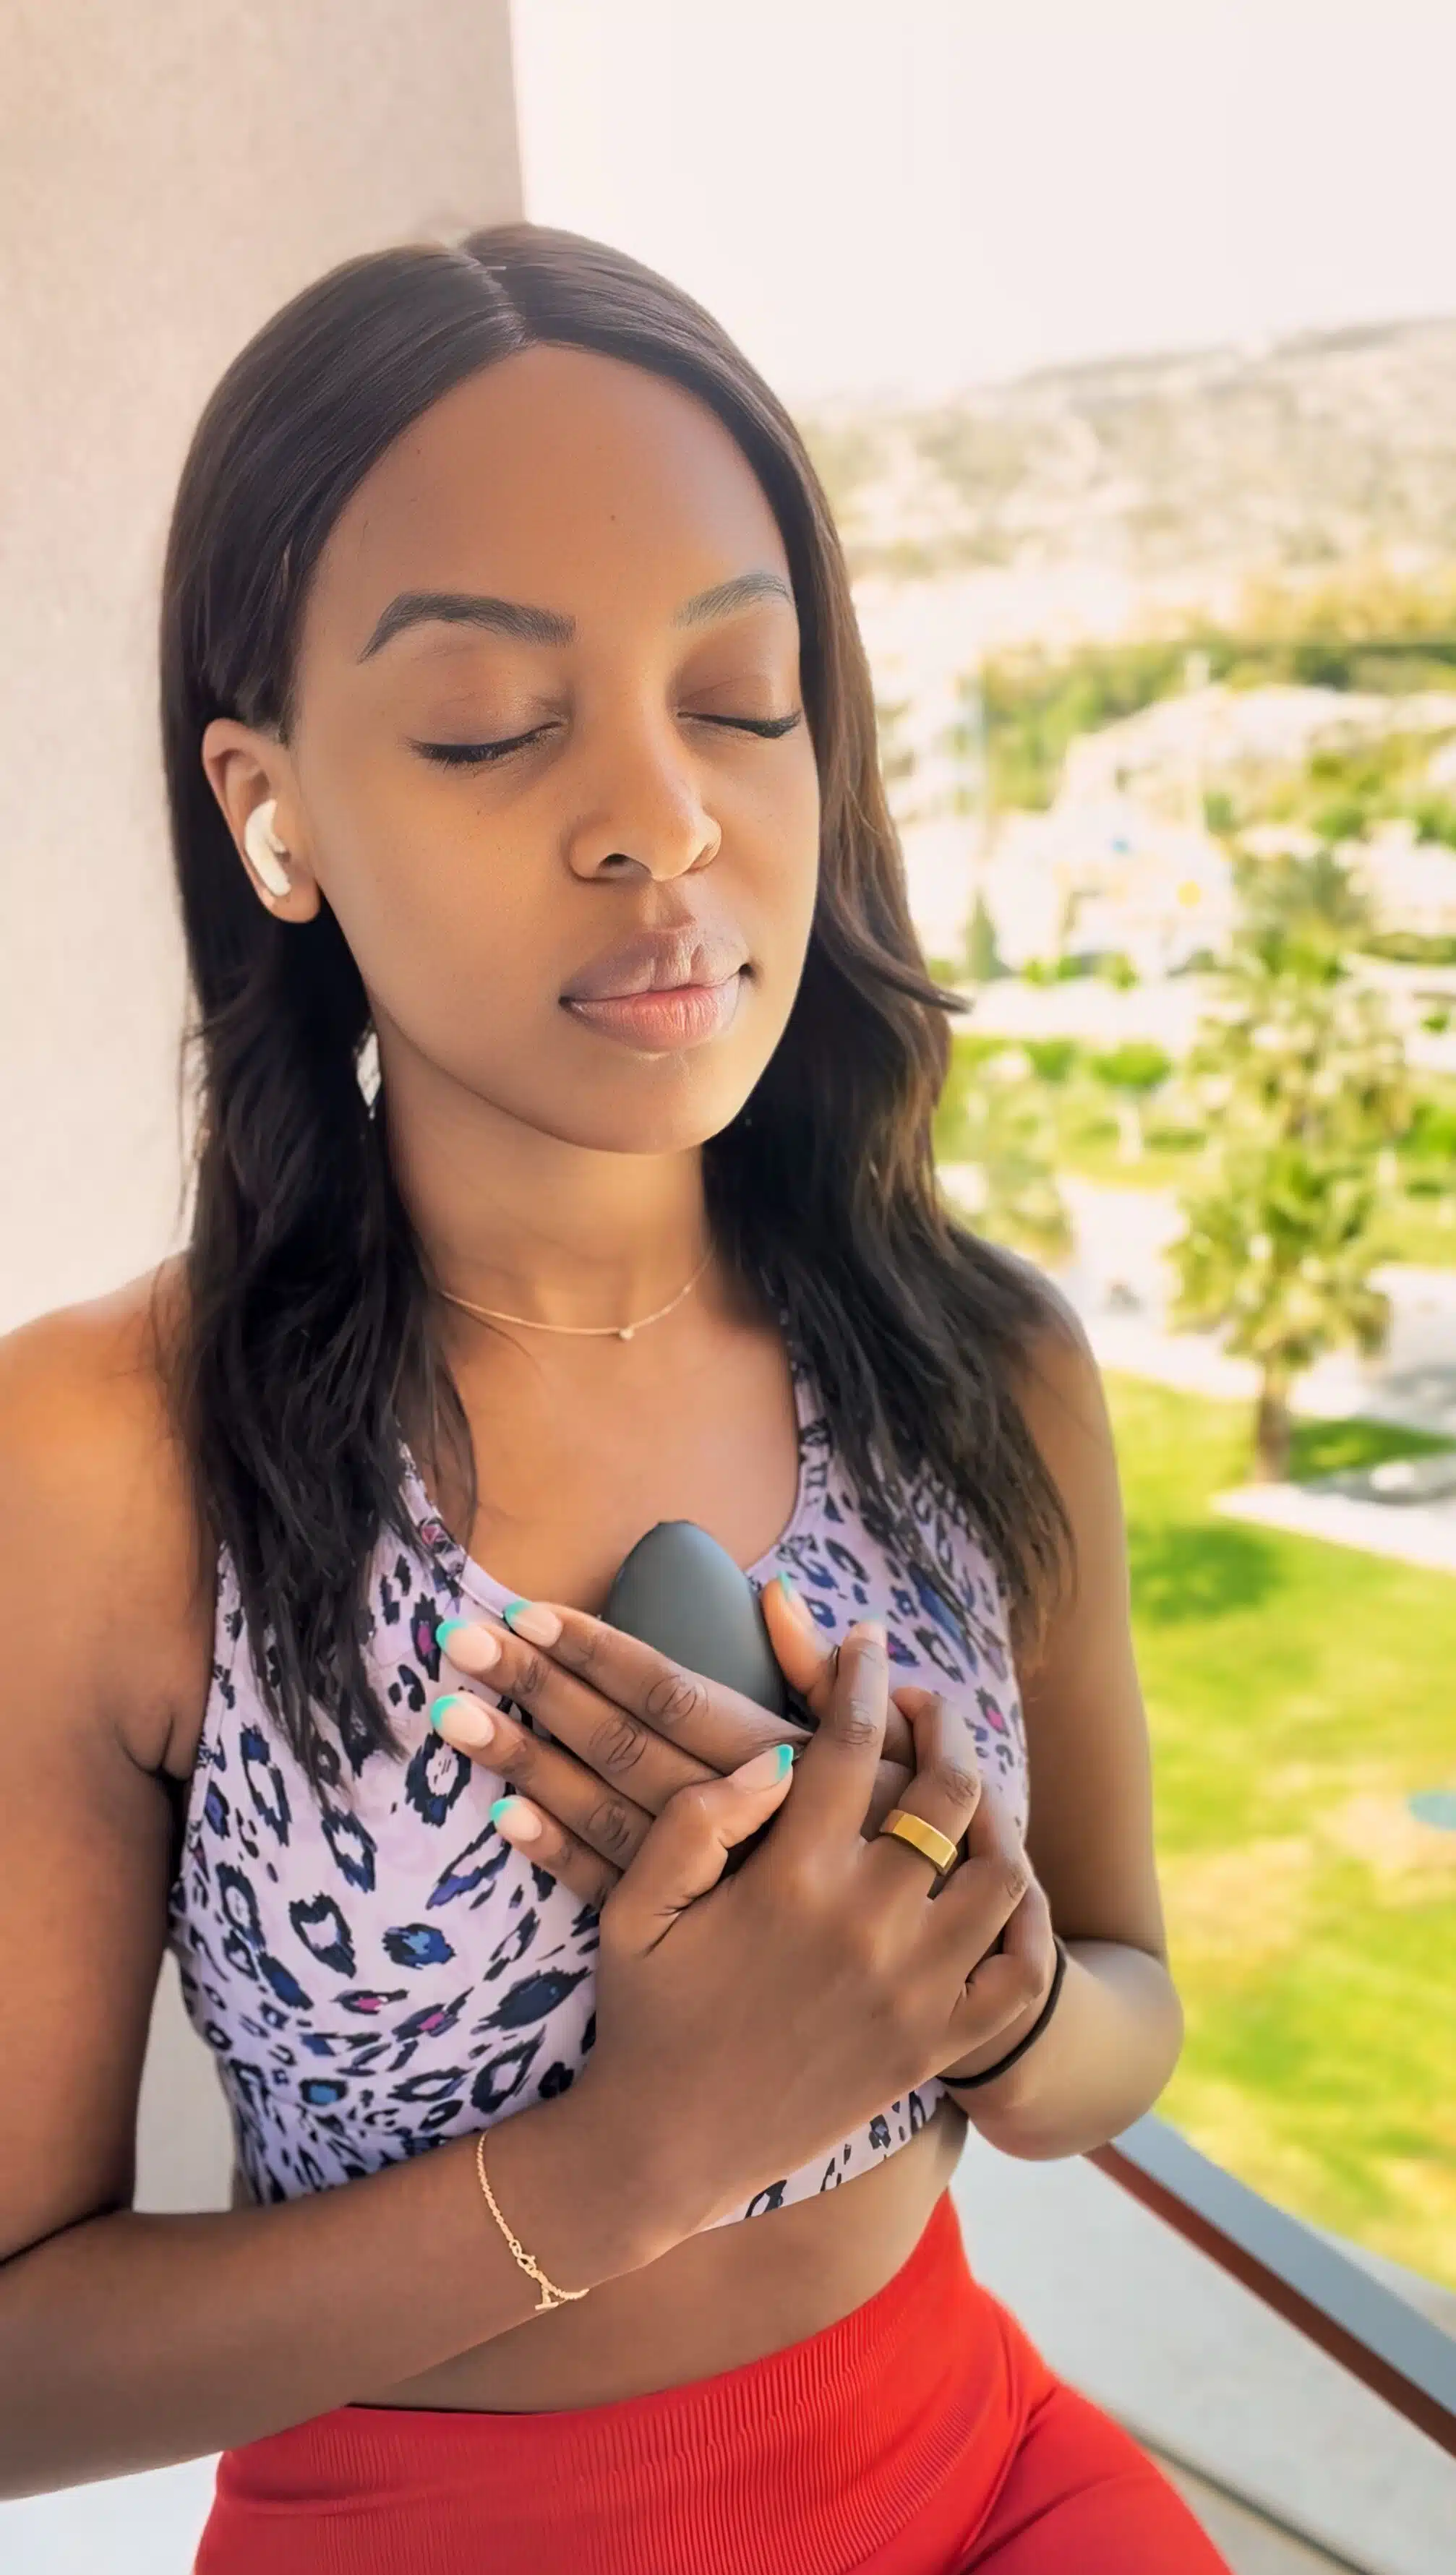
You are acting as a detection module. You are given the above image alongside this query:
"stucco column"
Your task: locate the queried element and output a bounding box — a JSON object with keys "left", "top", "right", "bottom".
{"left": 0, "top": 1, "right": 523, "bottom": 1337}
{"left": 0, "top": 1, "right": 522, "bottom": 2216}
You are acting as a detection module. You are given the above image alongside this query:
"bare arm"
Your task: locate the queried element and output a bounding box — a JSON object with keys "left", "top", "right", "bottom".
{"left": 944, "top": 1288, "right": 1184, "bottom": 2153}
{"left": 1, "top": 1275, "right": 1046, "bottom": 2494}
{"left": 0, "top": 1286, "right": 669, "bottom": 2498}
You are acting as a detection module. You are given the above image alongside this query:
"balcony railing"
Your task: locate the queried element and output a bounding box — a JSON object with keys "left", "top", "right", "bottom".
{"left": 1088, "top": 2115, "right": 1456, "bottom": 2460}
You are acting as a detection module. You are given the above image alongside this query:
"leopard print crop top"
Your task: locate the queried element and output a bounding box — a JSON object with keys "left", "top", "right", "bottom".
{"left": 165, "top": 1334, "right": 1029, "bottom": 2230}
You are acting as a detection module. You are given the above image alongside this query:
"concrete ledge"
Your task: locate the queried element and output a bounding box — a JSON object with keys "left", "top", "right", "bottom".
{"left": 950, "top": 2127, "right": 1456, "bottom": 2575}
{"left": 1, "top": 2455, "right": 219, "bottom": 2575}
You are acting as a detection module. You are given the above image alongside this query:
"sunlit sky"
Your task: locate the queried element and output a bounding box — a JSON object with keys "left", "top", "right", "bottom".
{"left": 511, "top": 0, "right": 1456, "bottom": 406}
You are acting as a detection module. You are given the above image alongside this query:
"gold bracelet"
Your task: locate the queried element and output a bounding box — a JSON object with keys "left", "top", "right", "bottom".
{"left": 474, "top": 2130, "right": 590, "bottom": 2313}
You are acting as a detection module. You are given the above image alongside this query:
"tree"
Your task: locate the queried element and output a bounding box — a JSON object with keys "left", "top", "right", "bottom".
{"left": 1403, "top": 1095, "right": 1456, "bottom": 1235}
{"left": 1087, "top": 1041, "right": 1173, "bottom": 1162}
{"left": 964, "top": 890, "right": 1004, "bottom": 984}
{"left": 941, "top": 1047, "right": 1074, "bottom": 1267}
{"left": 1024, "top": 1038, "right": 1080, "bottom": 1085}
{"left": 1236, "top": 845, "right": 1372, "bottom": 951}
{"left": 1168, "top": 856, "right": 1413, "bottom": 1479}
{"left": 1172, "top": 1148, "right": 1393, "bottom": 1479}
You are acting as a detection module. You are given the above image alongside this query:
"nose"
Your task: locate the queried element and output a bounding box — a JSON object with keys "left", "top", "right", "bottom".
{"left": 563, "top": 710, "right": 722, "bottom": 884}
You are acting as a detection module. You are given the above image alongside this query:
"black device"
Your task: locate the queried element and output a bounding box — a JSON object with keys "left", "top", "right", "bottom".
{"left": 601, "top": 1520, "right": 807, "bottom": 1872}
{"left": 602, "top": 1520, "right": 789, "bottom": 1717}
{"left": 600, "top": 1525, "right": 985, "bottom": 1919}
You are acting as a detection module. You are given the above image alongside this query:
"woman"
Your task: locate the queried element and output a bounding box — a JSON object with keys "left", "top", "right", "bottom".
{"left": 0, "top": 223, "right": 1232, "bottom": 2572}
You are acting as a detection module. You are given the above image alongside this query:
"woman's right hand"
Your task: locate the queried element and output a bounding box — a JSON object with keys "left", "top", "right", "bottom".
{"left": 571, "top": 1619, "right": 1041, "bottom": 2237}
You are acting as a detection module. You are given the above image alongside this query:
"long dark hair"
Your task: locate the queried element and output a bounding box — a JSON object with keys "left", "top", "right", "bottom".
{"left": 158, "top": 220, "right": 1073, "bottom": 1809}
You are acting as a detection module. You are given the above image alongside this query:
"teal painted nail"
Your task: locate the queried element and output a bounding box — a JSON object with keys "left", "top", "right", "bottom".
{"left": 501, "top": 1598, "right": 530, "bottom": 1628}
{"left": 774, "top": 1741, "right": 794, "bottom": 1781}
{"left": 489, "top": 1796, "right": 517, "bottom": 1825}
{"left": 776, "top": 1572, "right": 813, "bottom": 1624}
{"left": 435, "top": 1618, "right": 469, "bottom": 1648}
{"left": 429, "top": 1693, "right": 466, "bottom": 1731}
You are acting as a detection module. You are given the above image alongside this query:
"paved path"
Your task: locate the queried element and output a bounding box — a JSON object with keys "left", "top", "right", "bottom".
{"left": 1212, "top": 1478, "right": 1456, "bottom": 1576}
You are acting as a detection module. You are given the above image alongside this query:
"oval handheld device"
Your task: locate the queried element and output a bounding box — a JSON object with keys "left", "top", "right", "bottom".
{"left": 602, "top": 1520, "right": 788, "bottom": 1718}
{"left": 601, "top": 1520, "right": 803, "bottom": 1875}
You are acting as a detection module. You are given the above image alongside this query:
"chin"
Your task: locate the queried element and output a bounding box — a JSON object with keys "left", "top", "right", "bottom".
{"left": 557, "top": 1096, "right": 753, "bottom": 1158}
{"left": 534, "top": 1063, "right": 762, "bottom": 1159}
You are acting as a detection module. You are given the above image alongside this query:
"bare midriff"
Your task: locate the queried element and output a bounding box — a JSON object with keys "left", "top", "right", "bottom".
{"left": 231, "top": 2093, "right": 968, "bottom": 2412}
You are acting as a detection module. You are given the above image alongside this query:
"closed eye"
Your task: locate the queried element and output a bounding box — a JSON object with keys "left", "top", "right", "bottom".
{"left": 413, "top": 711, "right": 804, "bottom": 769}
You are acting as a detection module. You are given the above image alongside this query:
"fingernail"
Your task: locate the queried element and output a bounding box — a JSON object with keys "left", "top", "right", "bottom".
{"left": 860, "top": 1619, "right": 886, "bottom": 1648}
{"left": 491, "top": 1795, "right": 543, "bottom": 1843}
{"left": 435, "top": 1619, "right": 501, "bottom": 1673}
{"left": 776, "top": 1572, "right": 813, "bottom": 1624}
{"left": 502, "top": 1598, "right": 562, "bottom": 1647}
{"left": 731, "top": 1741, "right": 795, "bottom": 1790}
{"left": 430, "top": 1693, "right": 496, "bottom": 1749}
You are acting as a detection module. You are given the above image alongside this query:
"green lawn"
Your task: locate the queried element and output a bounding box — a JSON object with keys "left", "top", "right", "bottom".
{"left": 1105, "top": 1374, "right": 1456, "bottom": 2290}
{"left": 1051, "top": 1119, "right": 1456, "bottom": 1266}
{"left": 934, "top": 1042, "right": 1456, "bottom": 1263}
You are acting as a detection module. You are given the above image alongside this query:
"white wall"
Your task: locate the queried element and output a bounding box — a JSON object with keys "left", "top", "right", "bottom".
{"left": 0, "top": 0, "right": 523, "bottom": 1337}
{"left": 0, "top": 0, "right": 522, "bottom": 2342}
{"left": 2, "top": 16, "right": 521, "bottom": 2558}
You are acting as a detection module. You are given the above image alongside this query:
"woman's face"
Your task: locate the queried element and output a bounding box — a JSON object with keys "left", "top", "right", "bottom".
{"left": 208, "top": 343, "right": 821, "bottom": 1157}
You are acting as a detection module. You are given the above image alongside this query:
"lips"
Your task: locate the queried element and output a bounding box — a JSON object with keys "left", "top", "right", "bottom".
{"left": 560, "top": 921, "right": 748, "bottom": 1003}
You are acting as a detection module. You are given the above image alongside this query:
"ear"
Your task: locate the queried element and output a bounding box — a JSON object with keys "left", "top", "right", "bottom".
{"left": 200, "top": 716, "right": 322, "bottom": 922}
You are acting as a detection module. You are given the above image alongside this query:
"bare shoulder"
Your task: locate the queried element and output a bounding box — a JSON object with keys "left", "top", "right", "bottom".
{"left": 0, "top": 1256, "right": 214, "bottom": 1776}
{"left": 981, "top": 1243, "right": 1108, "bottom": 1451}
{"left": 981, "top": 1246, "right": 1125, "bottom": 1627}
{"left": 1019, "top": 1274, "right": 1107, "bottom": 1432}
{"left": 977, "top": 1261, "right": 1168, "bottom": 1957}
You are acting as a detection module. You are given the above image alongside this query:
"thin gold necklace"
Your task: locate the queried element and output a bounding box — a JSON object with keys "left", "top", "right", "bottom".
{"left": 437, "top": 1246, "right": 714, "bottom": 1343}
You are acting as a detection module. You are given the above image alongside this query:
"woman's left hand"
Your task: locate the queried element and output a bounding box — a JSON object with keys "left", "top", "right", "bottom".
{"left": 761, "top": 1582, "right": 1060, "bottom": 2090}
{"left": 432, "top": 1577, "right": 1056, "bottom": 2091}
{"left": 429, "top": 1574, "right": 922, "bottom": 1910}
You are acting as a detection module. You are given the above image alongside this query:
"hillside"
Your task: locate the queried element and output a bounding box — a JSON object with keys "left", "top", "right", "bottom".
{"left": 802, "top": 317, "right": 1456, "bottom": 590}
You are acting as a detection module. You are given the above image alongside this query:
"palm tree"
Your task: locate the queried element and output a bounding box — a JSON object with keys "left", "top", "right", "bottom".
{"left": 1168, "top": 854, "right": 1413, "bottom": 1479}
{"left": 1235, "top": 844, "right": 1372, "bottom": 957}
{"left": 1171, "top": 1145, "right": 1392, "bottom": 1480}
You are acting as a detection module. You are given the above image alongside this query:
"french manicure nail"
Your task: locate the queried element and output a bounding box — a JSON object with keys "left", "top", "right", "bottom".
{"left": 435, "top": 1619, "right": 501, "bottom": 1673}
{"left": 502, "top": 1598, "right": 562, "bottom": 1647}
{"left": 491, "top": 1795, "right": 543, "bottom": 1842}
{"left": 776, "top": 1572, "right": 813, "bottom": 1623}
{"left": 430, "top": 1693, "right": 497, "bottom": 1749}
{"left": 732, "top": 1741, "right": 795, "bottom": 1789}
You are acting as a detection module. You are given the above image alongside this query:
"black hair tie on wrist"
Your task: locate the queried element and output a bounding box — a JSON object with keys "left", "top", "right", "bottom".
{"left": 939, "top": 1934, "right": 1069, "bottom": 2093}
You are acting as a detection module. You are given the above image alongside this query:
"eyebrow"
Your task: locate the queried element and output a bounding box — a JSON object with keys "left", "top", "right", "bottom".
{"left": 356, "top": 568, "right": 795, "bottom": 661}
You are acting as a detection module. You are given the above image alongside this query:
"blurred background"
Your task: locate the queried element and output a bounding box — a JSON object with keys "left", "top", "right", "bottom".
{"left": 2, "top": 4, "right": 1452, "bottom": 2566}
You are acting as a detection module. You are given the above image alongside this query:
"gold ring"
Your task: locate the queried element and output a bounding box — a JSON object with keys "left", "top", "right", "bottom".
{"left": 878, "top": 1808, "right": 959, "bottom": 1877}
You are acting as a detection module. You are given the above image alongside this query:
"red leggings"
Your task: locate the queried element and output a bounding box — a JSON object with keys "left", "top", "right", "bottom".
{"left": 193, "top": 2188, "right": 1233, "bottom": 2574}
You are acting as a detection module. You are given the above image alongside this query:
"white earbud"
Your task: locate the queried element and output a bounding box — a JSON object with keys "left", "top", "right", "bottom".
{"left": 244, "top": 799, "right": 293, "bottom": 903}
